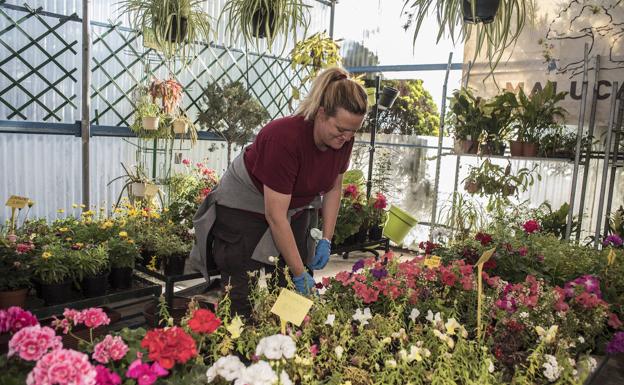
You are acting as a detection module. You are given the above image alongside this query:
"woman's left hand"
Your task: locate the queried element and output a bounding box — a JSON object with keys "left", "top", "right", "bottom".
{"left": 310, "top": 239, "right": 331, "bottom": 270}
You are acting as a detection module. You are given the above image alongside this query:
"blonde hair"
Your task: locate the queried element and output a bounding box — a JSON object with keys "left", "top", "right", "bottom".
{"left": 295, "top": 67, "right": 368, "bottom": 120}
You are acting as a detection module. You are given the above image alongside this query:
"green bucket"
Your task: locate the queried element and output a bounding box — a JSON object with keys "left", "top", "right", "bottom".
{"left": 383, "top": 205, "right": 418, "bottom": 245}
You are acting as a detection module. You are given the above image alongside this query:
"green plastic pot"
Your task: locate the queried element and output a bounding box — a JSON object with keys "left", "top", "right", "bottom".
{"left": 383, "top": 205, "right": 418, "bottom": 245}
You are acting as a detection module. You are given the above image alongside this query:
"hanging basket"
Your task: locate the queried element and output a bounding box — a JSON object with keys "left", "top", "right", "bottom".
{"left": 462, "top": 0, "right": 501, "bottom": 24}
{"left": 172, "top": 119, "right": 188, "bottom": 134}
{"left": 383, "top": 205, "right": 418, "bottom": 245}
{"left": 142, "top": 116, "right": 160, "bottom": 130}
{"left": 251, "top": 8, "right": 276, "bottom": 38}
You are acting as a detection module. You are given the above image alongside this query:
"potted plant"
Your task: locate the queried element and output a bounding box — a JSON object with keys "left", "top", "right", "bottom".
{"left": 366, "top": 192, "right": 388, "bottom": 241}
{"left": 479, "top": 91, "right": 517, "bottom": 155}
{"left": 117, "top": 0, "right": 213, "bottom": 62}
{"left": 107, "top": 233, "right": 140, "bottom": 289}
{"left": 134, "top": 98, "right": 161, "bottom": 131}
{"left": 220, "top": 0, "right": 310, "bottom": 50}
{"left": 402, "top": 0, "right": 529, "bottom": 74}
{"left": 73, "top": 245, "right": 110, "bottom": 297}
{"left": 108, "top": 163, "right": 158, "bottom": 206}
{"left": 149, "top": 77, "right": 183, "bottom": 116}
{"left": 448, "top": 88, "right": 485, "bottom": 154}
{"left": 289, "top": 32, "right": 341, "bottom": 101}
{"left": 198, "top": 81, "right": 269, "bottom": 164}
{"left": 31, "top": 243, "right": 74, "bottom": 305}
{"left": 512, "top": 81, "right": 567, "bottom": 157}
{"left": 171, "top": 110, "right": 199, "bottom": 144}
{"left": 154, "top": 232, "right": 191, "bottom": 276}
{"left": 0, "top": 238, "right": 33, "bottom": 308}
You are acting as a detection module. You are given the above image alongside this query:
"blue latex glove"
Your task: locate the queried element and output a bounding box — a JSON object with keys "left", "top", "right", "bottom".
{"left": 309, "top": 239, "right": 331, "bottom": 270}
{"left": 293, "top": 271, "right": 316, "bottom": 295}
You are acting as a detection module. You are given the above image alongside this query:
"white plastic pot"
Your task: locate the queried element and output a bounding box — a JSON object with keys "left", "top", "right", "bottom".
{"left": 172, "top": 119, "right": 188, "bottom": 134}
{"left": 142, "top": 116, "right": 160, "bottom": 131}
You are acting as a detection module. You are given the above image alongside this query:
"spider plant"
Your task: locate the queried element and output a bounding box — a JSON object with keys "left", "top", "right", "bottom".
{"left": 117, "top": 0, "right": 213, "bottom": 63}
{"left": 220, "top": 0, "right": 311, "bottom": 52}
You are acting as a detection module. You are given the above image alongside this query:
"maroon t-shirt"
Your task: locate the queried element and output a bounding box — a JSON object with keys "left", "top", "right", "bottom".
{"left": 244, "top": 115, "right": 353, "bottom": 209}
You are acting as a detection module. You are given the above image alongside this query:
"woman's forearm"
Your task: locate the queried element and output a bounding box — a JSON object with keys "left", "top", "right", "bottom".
{"left": 321, "top": 174, "right": 343, "bottom": 240}
{"left": 266, "top": 215, "right": 305, "bottom": 277}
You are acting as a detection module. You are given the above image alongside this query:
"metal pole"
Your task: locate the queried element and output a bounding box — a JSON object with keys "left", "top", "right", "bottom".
{"left": 594, "top": 82, "right": 618, "bottom": 248}
{"left": 81, "top": 0, "right": 91, "bottom": 209}
{"left": 565, "top": 43, "right": 589, "bottom": 240}
{"left": 576, "top": 55, "right": 601, "bottom": 241}
{"left": 366, "top": 76, "right": 381, "bottom": 200}
{"left": 429, "top": 52, "right": 453, "bottom": 240}
{"left": 603, "top": 91, "right": 624, "bottom": 235}
{"left": 329, "top": 0, "right": 336, "bottom": 39}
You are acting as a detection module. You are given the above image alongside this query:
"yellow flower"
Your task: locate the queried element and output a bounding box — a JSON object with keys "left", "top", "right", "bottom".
{"left": 72, "top": 203, "right": 78, "bottom": 208}
{"left": 126, "top": 239, "right": 135, "bottom": 244}
{"left": 76, "top": 242, "right": 84, "bottom": 248}
{"left": 119, "top": 231, "right": 128, "bottom": 238}
{"left": 57, "top": 209, "right": 65, "bottom": 213}
{"left": 59, "top": 227, "right": 69, "bottom": 232}
{"left": 150, "top": 212, "right": 160, "bottom": 219}
{"left": 100, "top": 220, "right": 113, "bottom": 229}
{"left": 80, "top": 204, "right": 86, "bottom": 208}
{"left": 226, "top": 316, "right": 244, "bottom": 339}
{"left": 27, "top": 200, "right": 34, "bottom": 207}
{"left": 65, "top": 237, "right": 72, "bottom": 241}
{"left": 42, "top": 252, "right": 52, "bottom": 259}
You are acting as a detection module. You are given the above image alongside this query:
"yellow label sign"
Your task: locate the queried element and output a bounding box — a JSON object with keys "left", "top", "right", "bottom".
{"left": 424, "top": 255, "right": 441, "bottom": 269}
{"left": 5, "top": 195, "right": 29, "bottom": 209}
{"left": 270, "top": 288, "right": 313, "bottom": 327}
{"left": 476, "top": 247, "right": 496, "bottom": 267}
{"left": 608, "top": 249, "right": 616, "bottom": 266}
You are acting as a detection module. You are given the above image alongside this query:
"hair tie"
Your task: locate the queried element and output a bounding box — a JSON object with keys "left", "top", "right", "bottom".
{"left": 334, "top": 73, "right": 347, "bottom": 81}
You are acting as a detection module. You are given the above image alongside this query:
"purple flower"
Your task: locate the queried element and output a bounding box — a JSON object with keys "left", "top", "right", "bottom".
{"left": 603, "top": 234, "right": 623, "bottom": 248}
{"left": 352, "top": 259, "right": 365, "bottom": 272}
{"left": 606, "top": 332, "right": 624, "bottom": 354}
{"left": 371, "top": 268, "right": 388, "bottom": 280}
{"left": 495, "top": 297, "right": 517, "bottom": 313}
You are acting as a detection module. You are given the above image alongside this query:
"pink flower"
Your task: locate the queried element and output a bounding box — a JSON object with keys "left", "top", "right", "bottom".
{"left": 182, "top": 158, "right": 191, "bottom": 166}
{"left": 16, "top": 243, "right": 32, "bottom": 254}
{"left": 63, "top": 308, "right": 84, "bottom": 325}
{"left": 373, "top": 193, "right": 387, "bottom": 209}
{"left": 343, "top": 184, "right": 359, "bottom": 198}
{"left": 608, "top": 313, "right": 623, "bottom": 329}
{"left": 95, "top": 365, "right": 121, "bottom": 385}
{"left": 309, "top": 344, "right": 319, "bottom": 357}
{"left": 522, "top": 220, "right": 540, "bottom": 234}
{"left": 92, "top": 335, "right": 128, "bottom": 364}
{"left": 126, "top": 359, "right": 169, "bottom": 385}
{"left": 8, "top": 325, "right": 62, "bottom": 361}
{"left": 5, "top": 307, "right": 38, "bottom": 333}
{"left": 517, "top": 246, "right": 528, "bottom": 257}
{"left": 0, "top": 310, "right": 10, "bottom": 333}
{"left": 26, "top": 349, "right": 96, "bottom": 385}
{"left": 81, "top": 308, "right": 110, "bottom": 329}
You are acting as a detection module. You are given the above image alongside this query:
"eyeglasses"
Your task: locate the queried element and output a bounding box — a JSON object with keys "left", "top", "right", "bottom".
{"left": 336, "top": 125, "right": 358, "bottom": 135}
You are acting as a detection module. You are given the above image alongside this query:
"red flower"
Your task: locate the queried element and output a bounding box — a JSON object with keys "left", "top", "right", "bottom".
{"left": 188, "top": 309, "right": 221, "bottom": 334}
{"left": 475, "top": 232, "right": 493, "bottom": 246}
{"left": 141, "top": 327, "right": 197, "bottom": 369}
{"left": 608, "top": 313, "right": 623, "bottom": 329}
{"left": 343, "top": 184, "right": 359, "bottom": 198}
{"left": 522, "top": 220, "right": 541, "bottom": 234}
{"left": 440, "top": 269, "right": 457, "bottom": 287}
{"left": 373, "top": 193, "right": 387, "bottom": 210}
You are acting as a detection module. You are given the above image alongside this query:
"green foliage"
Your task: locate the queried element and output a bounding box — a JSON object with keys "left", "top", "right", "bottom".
{"left": 0, "top": 238, "right": 33, "bottom": 291}
{"left": 532, "top": 202, "right": 579, "bottom": 240}
{"left": 108, "top": 236, "right": 139, "bottom": 269}
{"left": 447, "top": 88, "right": 487, "bottom": 141}
{"left": 362, "top": 79, "right": 440, "bottom": 136}
{"left": 513, "top": 81, "right": 567, "bottom": 142}
{"left": 31, "top": 243, "right": 73, "bottom": 284}
{"left": 166, "top": 161, "right": 218, "bottom": 227}
{"left": 610, "top": 206, "right": 624, "bottom": 237}
{"left": 74, "top": 245, "right": 109, "bottom": 280}
{"left": 154, "top": 232, "right": 191, "bottom": 258}
{"left": 198, "top": 81, "right": 269, "bottom": 164}
{"left": 290, "top": 32, "right": 341, "bottom": 101}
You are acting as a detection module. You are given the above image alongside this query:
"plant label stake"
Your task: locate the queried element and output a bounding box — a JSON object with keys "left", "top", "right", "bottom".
{"left": 6, "top": 195, "right": 29, "bottom": 233}
{"left": 270, "top": 288, "right": 313, "bottom": 334}
{"left": 476, "top": 247, "right": 496, "bottom": 340}
{"left": 424, "top": 255, "right": 441, "bottom": 269}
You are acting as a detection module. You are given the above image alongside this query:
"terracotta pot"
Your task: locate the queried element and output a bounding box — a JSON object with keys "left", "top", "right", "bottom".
{"left": 454, "top": 139, "right": 478, "bottom": 155}
{"left": 0, "top": 288, "right": 28, "bottom": 309}
{"left": 464, "top": 180, "right": 480, "bottom": 194}
{"left": 509, "top": 140, "right": 525, "bottom": 156}
{"left": 480, "top": 141, "right": 506, "bottom": 156}
{"left": 523, "top": 142, "right": 539, "bottom": 157}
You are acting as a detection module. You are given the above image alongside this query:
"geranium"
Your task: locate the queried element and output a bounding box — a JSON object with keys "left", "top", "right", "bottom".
{"left": 603, "top": 234, "right": 623, "bottom": 247}
{"left": 81, "top": 308, "right": 110, "bottom": 329}
{"left": 343, "top": 184, "right": 359, "bottom": 198}
{"left": 95, "top": 365, "right": 121, "bottom": 385}
{"left": 418, "top": 241, "right": 439, "bottom": 255}
{"left": 373, "top": 193, "right": 387, "bottom": 209}
{"left": 206, "top": 355, "right": 245, "bottom": 382}
{"left": 126, "top": 359, "right": 169, "bottom": 385}
{"left": 140, "top": 327, "right": 197, "bottom": 369}
{"left": 27, "top": 349, "right": 97, "bottom": 385}
{"left": 188, "top": 308, "right": 221, "bottom": 334}
{"left": 522, "top": 219, "right": 540, "bottom": 234}
{"left": 475, "top": 232, "right": 493, "bottom": 246}
{"left": 8, "top": 325, "right": 62, "bottom": 361}
{"left": 606, "top": 332, "right": 624, "bottom": 354}
{"left": 255, "top": 334, "right": 296, "bottom": 360}
{"left": 92, "top": 335, "right": 128, "bottom": 364}
{"left": 0, "top": 306, "right": 38, "bottom": 334}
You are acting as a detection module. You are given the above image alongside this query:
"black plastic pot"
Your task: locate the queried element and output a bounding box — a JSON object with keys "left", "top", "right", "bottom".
{"left": 82, "top": 272, "right": 109, "bottom": 298}
{"left": 40, "top": 280, "right": 73, "bottom": 306}
{"left": 110, "top": 267, "right": 133, "bottom": 289}
{"left": 462, "top": 0, "right": 501, "bottom": 24}
{"left": 251, "top": 8, "right": 276, "bottom": 38}
{"left": 163, "top": 255, "right": 186, "bottom": 276}
{"left": 356, "top": 227, "right": 368, "bottom": 243}
{"left": 378, "top": 86, "right": 399, "bottom": 109}
{"left": 368, "top": 225, "right": 383, "bottom": 241}
{"left": 167, "top": 15, "right": 188, "bottom": 42}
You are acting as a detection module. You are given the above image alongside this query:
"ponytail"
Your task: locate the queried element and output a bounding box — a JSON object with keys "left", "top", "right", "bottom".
{"left": 295, "top": 67, "right": 368, "bottom": 120}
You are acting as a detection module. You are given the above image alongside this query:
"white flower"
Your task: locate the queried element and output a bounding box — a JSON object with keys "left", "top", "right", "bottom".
{"left": 542, "top": 354, "right": 562, "bottom": 382}
{"left": 334, "top": 346, "right": 344, "bottom": 359}
{"left": 426, "top": 310, "right": 434, "bottom": 322}
{"left": 325, "top": 314, "right": 335, "bottom": 326}
{"left": 519, "top": 312, "right": 529, "bottom": 319}
{"left": 433, "top": 329, "right": 455, "bottom": 349}
{"left": 279, "top": 370, "right": 293, "bottom": 385}
{"left": 585, "top": 357, "right": 597, "bottom": 373}
{"left": 577, "top": 336, "right": 585, "bottom": 344}
{"left": 486, "top": 359, "right": 495, "bottom": 373}
{"left": 444, "top": 318, "right": 461, "bottom": 336}
{"left": 255, "top": 334, "right": 297, "bottom": 360}
{"left": 188, "top": 227, "right": 195, "bottom": 235}
{"left": 408, "top": 308, "right": 420, "bottom": 322}
{"left": 385, "top": 359, "right": 397, "bottom": 368}
{"left": 234, "top": 361, "right": 277, "bottom": 385}
{"left": 206, "top": 355, "right": 245, "bottom": 382}
{"left": 352, "top": 308, "right": 372, "bottom": 325}
{"left": 268, "top": 256, "right": 277, "bottom": 263}
{"left": 399, "top": 345, "right": 425, "bottom": 363}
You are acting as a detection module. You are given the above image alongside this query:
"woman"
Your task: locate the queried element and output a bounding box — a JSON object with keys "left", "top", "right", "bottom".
{"left": 190, "top": 67, "right": 368, "bottom": 317}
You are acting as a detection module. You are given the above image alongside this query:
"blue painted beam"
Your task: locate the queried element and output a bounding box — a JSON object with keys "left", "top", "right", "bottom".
{"left": 346, "top": 63, "right": 464, "bottom": 73}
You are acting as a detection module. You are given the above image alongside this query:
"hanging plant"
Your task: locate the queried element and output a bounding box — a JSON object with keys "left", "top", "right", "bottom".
{"left": 220, "top": 0, "right": 311, "bottom": 51}
{"left": 402, "top": 0, "right": 529, "bottom": 74}
{"left": 289, "top": 32, "right": 342, "bottom": 101}
{"left": 117, "top": 0, "right": 213, "bottom": 63}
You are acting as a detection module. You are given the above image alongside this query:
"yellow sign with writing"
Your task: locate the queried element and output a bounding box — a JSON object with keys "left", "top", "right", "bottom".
{"left": 476, "top": 247, "right": 497, "bottom": 267}
{"left": 424, "top": 255, "right": 441, "bottom": 269}
{"left": 608, "top": 249, "right": 616, "bottom": 266}
{"left": 5, "top": 195, "right": 29, "bottom": 209}
{"left": 270, "top": 288, "right": 313, "bottom": 329}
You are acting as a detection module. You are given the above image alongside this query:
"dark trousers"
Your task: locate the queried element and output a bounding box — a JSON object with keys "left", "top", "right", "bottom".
{"left": 211, "top": 205, "right": 311, "bottom": 318}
